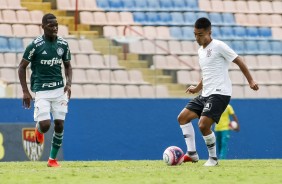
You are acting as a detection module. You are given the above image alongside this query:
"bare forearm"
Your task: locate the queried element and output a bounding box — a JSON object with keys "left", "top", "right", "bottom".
{"left": 18, "top": 67, "right": 29, "bottom": 92}
{"left": 64, "top": 66, "right": 72, "bottom": 86}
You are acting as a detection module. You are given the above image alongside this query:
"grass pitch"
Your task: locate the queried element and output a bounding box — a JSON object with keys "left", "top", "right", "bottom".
{"left": 0, "top": 160, "right": 281, "bottom": 184}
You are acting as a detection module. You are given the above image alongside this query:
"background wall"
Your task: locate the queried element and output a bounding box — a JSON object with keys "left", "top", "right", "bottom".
{"left": 0, "top": 99, "right": 281, "bottom": 161}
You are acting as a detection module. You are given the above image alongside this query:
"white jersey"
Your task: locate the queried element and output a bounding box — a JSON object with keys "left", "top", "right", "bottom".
{"left": 198, "top": 39, "right": 238, "bottom": 97}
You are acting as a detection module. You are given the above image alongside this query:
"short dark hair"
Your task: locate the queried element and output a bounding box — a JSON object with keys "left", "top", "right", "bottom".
{"left": 194, "top": 17, "right": 211, "bottom": 30}
{"left": 42, "top": 13, "right": 57, "bottom": 25}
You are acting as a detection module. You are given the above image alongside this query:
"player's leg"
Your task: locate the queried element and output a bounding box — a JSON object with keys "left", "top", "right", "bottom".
{"left": 200, "top": 94, "right": 230, "bottom": 166}
{"left": 215, "top": 131, "right": 222, "bottom": 159}
{"left": 219, "top": 130, "right": 230, "bottom": 159}
{"left": 48, "top": 94, "right": 68, "bottom": 167}
{"left": 177, "top": 96, "right": 203, "bottom": 163}
{"left": 34, "top": 98, "right": 52, "bottom": 145}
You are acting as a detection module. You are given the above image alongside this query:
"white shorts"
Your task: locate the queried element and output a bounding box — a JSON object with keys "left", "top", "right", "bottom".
{"left": 34, "top": 93, "right": 69, "bottom": 121}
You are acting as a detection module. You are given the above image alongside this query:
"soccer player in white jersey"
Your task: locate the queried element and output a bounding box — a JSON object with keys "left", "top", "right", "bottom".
{"left": 177, "top": 18, "right": 259, "bottom": 166}
{"left": 18, "top": 13, "right": 72, "bottom": 167}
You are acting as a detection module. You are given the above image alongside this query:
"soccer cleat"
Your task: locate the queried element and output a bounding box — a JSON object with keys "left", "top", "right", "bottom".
{"left": 47, "top": 158, "right": 61, "bottom": 167}
{"left": 35, "top": 128, "right": 44, "bottom": 145}
{"left": 203, "top": 157, "right": 218, "bottom": 167}
{"left": 183, "top": 152, "right": 199, "bottom": 163}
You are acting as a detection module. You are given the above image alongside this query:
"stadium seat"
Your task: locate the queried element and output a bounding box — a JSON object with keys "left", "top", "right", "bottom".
{"left": 56, "top": 0, "right": 72, "bottom": 10}
{"left": 103, "top": 26, "right": 118, "bottom": 38}
{"left": 211, "top": 0, "right": 224, "bottom": 12}
{"left": 0, "top": 68, "right": 17, "bottom": 83}
{"left": 232, "top": 85, "right": 244, "bottom": 98}
{"left": 230, "top": 71, "right": 245, "bottom": 85}
{"left": 235, "top": 13, "right": 248, "bottom": 25}
{"left": 122, "top": 0, "right": 135, "bottom": 11}
{"left": 181, "top": 41, "right": 198, "bottom": 55}
{"left": 104, "top": 55, "right": 123, "bottom": 69}
{"left": 156, "top": 26, "right": 171, "bottom": 40}
{"left": 146, "top": 0, "right": 160, "bottom": 11}
{"left": 159, "top": 0, "right": 173, "bottom": 10}
{"left": 128, "top": 41, "right": 143, "bottom": 54}
{"left": 245, "top": 41, "right": 259, "bottom": 54}
{"left": 80, "top": 11, "right": 95, "bottom": 24}
{"left": 211, "top": 26, "right": 221, "bottom": 39}
{"left": 259, "top": 1, "right": 273, "bottom": 13}
{"left": 185, "top": 0, "right": 199, "bottom": 10}
{"left": 139, "top": 85, "right": 155, "bottom": 98}
{"left": 83, "top": 84, "right": 98, "bottom": 98}
{"left": 16, "top": 10, "right": 31, "bottom": 24}
{"left": 170, "top": 27, "right": 183, "bottom": 40}
{"left": 112, "top": 70, "right": 131, "bottom": 84}
{"left": 155, "top": 40, "right": 169, "bottom": 54}
{"left": 244, "top": 55, "right": 258, "bottom": 70}
{"left": 223, "top": 0, "right": 236, "bottom": 13}
{"left": 78, "top": 39, "right": 100, "bottom": 54}
{"left": 170, "top": 12, "right": 185, "bottom": 25}
{"left": 257, "top": 41, "right": 272, "bottom": 54}
{"left": 108, "top": 0, "right": 123, "bottom": 11}
{"left": 72, "top": 69, "right": 88, "bottom": 83}
{"left": 81, "top": 0, "right": 99, "bottom": 11}
{"left": 270, "top": 15, "right": 282, "bottom": 27}
{"left": 0, "top": 24, "right": 12, "bottom": 37}
{"left": 178, "top": 55, "right": 196, "bottom": 70}
{"left": 8, "top": 37, "right": 24, "bottom": 52}
{"left": 75, "top": 54, "right": 90, "bottom": 68}
{"left": 256, "top": 85, "right": 269, "bottom": 98}
{"left": 89, "top": 54, "right": 106, "bottom": 69}
{"left": 26, "top": 25, "right": 41, "bottom": 37}
{"left": 134, "top": 0, "right": 147, "bottom": 11}
{"left": 110, "top": 85, "right": 127, "bottom": 98}
{"left": 176, "top": 70, "right": 194, "bottom": 84}
{"left": 168, "top": 40, "right": 182, "bottom": 54}
{"left": 155, "top": 85, "right": 169, "bottom": 98}
{"left": 85, "top": 69, "right": 101, "bottom": 83}
{"left": 254, "top": 70, "right": 270, "bottom": 85}
{"left": 246, "top": 14, "right": 260, "bottom": 26}
{"left": 258, "top": 27, "right": 271, "bottom": 38}
{"left": 270, "top": 41, "right": 282, "bottom": 55}
{"left": 146, "top": 12, "right": 160, "bottom": 25}
{"left": 12, "top": 24, "right": 26, "bottom": 37}
{"left": 235, "top": 1, "right": 248, "bottom": 13}
{"left": 209, "top": 13, "right": 223, "bottom": 26}
{"left": 128, "top": 70, "right": 148, "bottom": 84}
{"left": 72, "top": 84, "right": 85, "bottom": 98}
{"left": 246, "top": 27, "right": 260, "bottom": 38}
{"left": 268, "top": 85, "right": 281, "bottom": 98}
{"left": 222, "top": 13, "right": 235, "bottom": 25}
{"left": 256, "top": 55, "right": 271, "bottom": 69}
{"left": 100, "top": 70, "right": 114, "bottom": 84}
{"left": 272, "top": 1, "right": 282, "bottom": 14}
{"left": 120, "top": 12, "right": 135, "bottom": 25}
{"left": 97, "top": 84, "right": 110, "bottom": 98}
{"left": 247, "top": 0, "right": 261, "bottom": 13}
{"left": 125, "top": 85, "right": 141, "bottom": 98}
{"left": 271, "top": 27, "right": 282, "bottom": 40}
{"left": 93, "top": 12, "right": 108, "bottom": 25}
{"left": 158, "top": 12, "right": 172, "bottom": 25}
{"left": 233, "top": 26, "right": 247, "bottom": 39}
{"left": 3, "top": 53, "right": 17, "bottom": 67}
{"left": 196, "top": 12, "right": 209, "bottom": 19}
{"left": 259, "top": 14, "right": 270, "bottom": 27}
{"left": 166, "top": 55, "right": 181, "bottom": 69}
{"left": 96, "top": 0, "right": 110, "bottom": 10}
{"left": 7, "top": 0, "right": 25, "bottom": 9}
{"left": 106, "top": 12, "right": 122, "bottom": 25}
{"left": 220, "top": 26, "right": 234, "bottom": 39}
{"left": 143, "top": 26, "right": 157, "bottom": 39}
{"left": 199, "top": 0, "right": 212, "bottom": 11}
{"left": 153, "top": 55, "right": 167, "bottom": 69}
{"left": 269, "top": 71, "right": 282, "bottom": 85}
{"left": 231, "top": 41, "right": 245, "bottom": 54}
{"left": 270, "top": 55, "right": 282, "bottom": 69}
{"left": 183, "top": 12, "right": 197, "bottom": 25}
{"left": 133, "top": 12, "right": 147, "bottom": 24}
{"left": 182, "top": 26, "right": 194, "bottom": 40}
{"left": 172, "top": 0, "right": 188, "bottom": 11}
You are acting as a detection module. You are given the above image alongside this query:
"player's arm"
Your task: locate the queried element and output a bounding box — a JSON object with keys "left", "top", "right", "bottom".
{"left": 233, "top": 56, "right": 259, "bottom": 91}
{"left": 63, "top": 61, "right": 72, "bottom": 99}
{"left": 18, "top": 59, "right": 32, "bottom": 109}
{"left": 186, "top": 79, "right": 203, "bottom": 94}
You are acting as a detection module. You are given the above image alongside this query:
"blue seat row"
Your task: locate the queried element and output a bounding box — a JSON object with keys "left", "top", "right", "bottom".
{"left": 133, "top": 12, "right": 235, "bottom": 26}
{"left": 169, "top": 26, "right": 272, "bottom": 40}
{"left": 0, "top": 37, "right": 24, "bottom": 53}
{"left": 227, "top": 40, "right": 282, "bottom": 55}
{"left": 96, "top": 0, "right": 199, "bottom": 11}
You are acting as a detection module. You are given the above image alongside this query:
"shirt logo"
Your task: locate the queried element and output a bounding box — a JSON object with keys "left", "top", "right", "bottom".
{"left": 206, "top": 49, "right": 212, "bottom": 57}
{"left": 57, "top": 47, "right": 64, "bottom": 56}
{"left": 42, "top": 50, "right": 47, "bottom": 54}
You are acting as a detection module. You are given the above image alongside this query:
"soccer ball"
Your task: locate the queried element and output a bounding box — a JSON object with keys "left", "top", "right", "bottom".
{"left": 229, "top": 121, "right": 238, "bottom": 130}
{"left": 163, "top": 146, "right": 184, "bottom": 166}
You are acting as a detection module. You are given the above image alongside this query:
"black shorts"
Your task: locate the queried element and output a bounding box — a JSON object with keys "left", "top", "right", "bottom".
{"left": 185, "top": 94, "right": 231, "bottom": 123}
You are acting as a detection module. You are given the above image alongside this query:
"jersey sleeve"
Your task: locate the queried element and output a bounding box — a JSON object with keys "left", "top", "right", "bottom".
{"left": 219, "top": 42, "right": 238, "bottom": 63}
{"left": 63, "top": 43, "right": 71, "bottom": 62}
{"left": 22, "top": 43, "right": 36, "bottom": 62}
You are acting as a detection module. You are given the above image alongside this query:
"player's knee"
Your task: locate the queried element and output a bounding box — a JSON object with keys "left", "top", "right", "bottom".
{"left": 39, "top": 120, "right": 51, "bottom": 133}
{"left": 54, "top": 120, "right": 64, "bottom": 133}
{"left": 198, "top": 122, "right": 209, "bottom": 134}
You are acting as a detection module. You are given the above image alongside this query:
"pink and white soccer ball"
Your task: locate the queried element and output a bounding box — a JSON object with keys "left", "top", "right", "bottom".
{"left": 163, "top": 146, "right": 184, "bottom": 166}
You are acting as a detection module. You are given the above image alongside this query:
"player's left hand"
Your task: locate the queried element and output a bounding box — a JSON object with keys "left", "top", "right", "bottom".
{"left": 250, "top": 80, "right": 259, "bottom": 91}
{"left": 64, "top": 85, "right": 71, "bottom": 99}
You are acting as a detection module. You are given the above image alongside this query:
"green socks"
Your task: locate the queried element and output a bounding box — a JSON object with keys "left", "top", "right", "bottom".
{"left": 50, "top": 131, "right": 63, "bottom": 159}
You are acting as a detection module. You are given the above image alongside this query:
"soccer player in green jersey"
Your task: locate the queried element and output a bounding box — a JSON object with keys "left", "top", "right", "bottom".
{"left": 18, "top": 13, "right": 72, "bottom": 167}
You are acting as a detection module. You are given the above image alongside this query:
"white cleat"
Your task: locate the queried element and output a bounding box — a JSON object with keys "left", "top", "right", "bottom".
{"left": 203, "top": 157, "right": 218, "bottom": 167}
{"left": 183, "top": 152, "right": 199, "bottom": 163}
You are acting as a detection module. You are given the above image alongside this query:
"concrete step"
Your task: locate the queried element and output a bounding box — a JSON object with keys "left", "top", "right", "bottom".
{"left": 69, "top": 31, "right": 99, "bottom": 39}
{"left": 21, "top": 2, "right": 51, "bottom": 11}
{"left": 21, "top": 0, "right": 42, "bottom": 2}
{"left": 94, "top": 46, "right": 122, "bottom": 55}
{"left": 138, "top": 68, "right": 164, "bottom": 76}
{"left": 118, "top": 60, "right": 148, "bottom": 69}
{"left": 57, "top": 16, "right": 74, "bottom": 27}
{"left": 68, "top": 24, "right": 91, "bottom": 32}
{"left": 164, "top": 83, "right": 187, "bottom": 91}
{"left": 117, "top": 53, "right": 139, "bottom": 60}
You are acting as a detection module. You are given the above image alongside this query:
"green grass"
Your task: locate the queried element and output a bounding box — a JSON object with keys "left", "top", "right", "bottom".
{"left": 0, "top": 160, "right": 281, "bottom": 184}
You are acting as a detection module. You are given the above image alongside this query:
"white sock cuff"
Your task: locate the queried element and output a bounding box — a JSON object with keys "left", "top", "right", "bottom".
{"left": 180, "top": 122, "right": 192, "bottom": 129}
{"left": 203, "top": 132, "right": 216, "bottom": 144}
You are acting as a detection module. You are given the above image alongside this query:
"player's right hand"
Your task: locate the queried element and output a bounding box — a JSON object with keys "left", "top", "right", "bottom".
{"left": 22, "top": 92, "right": 33, "bottom": 109}
{"left": 185, "top": 85, "right": 197, "bottom": 94}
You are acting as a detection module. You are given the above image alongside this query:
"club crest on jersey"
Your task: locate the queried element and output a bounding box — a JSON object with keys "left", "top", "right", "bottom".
{"left": 22, "top": 128, "right": 44, "bottom": 161}
{"left": 57, "top": 47, "right": 64, "bottom": 56}
{"left": 203, "top": 103, "right": 212, "bottom": 112}
{"left": 206, "top": 49, "right": 212, "bottom": 57}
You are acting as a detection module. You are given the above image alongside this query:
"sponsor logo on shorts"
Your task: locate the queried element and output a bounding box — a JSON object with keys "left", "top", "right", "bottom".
{"left": 203, "top": 103, "right": 212, "bottom": 112}
{"left": 22, "top": 128, "right": 44, "bottom": 161}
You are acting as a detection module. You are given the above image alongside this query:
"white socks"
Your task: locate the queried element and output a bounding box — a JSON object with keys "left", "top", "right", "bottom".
{"left": 180, "top": 123, "right": 196, "bottom": 152}
{"left": 203, "top": 131, "right": 217, "bottom": 158}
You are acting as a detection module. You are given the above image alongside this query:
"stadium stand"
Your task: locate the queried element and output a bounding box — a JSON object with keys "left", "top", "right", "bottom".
{"left": 0, "top": 0, "right": 281, "bottom": 98}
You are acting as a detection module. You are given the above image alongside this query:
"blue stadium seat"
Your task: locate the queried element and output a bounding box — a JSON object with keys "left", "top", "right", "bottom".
{"left": 170, "top": 27, "right": 183, "bottom": 39}
{"left": 96, "top": 0, "right": 110, "bottom": 10}
{"left": 196, "top": 12, "right": 209, "bottom": 19}
{"left": 183, "top": 12, "right": 197, "bottom": 25}
{"left": 108, "top": 0, "right": 123, "bottom": 11}
{"left": 122, "top": 0, "right": 135, "bottom": 10}
{"left": 271, "top": 41, "right": 282, "bottom": 54}
{"left": 258, "top": 40, "right": 272, "bottom": 54}
{"left": 231, "top": 41, "right": 245, "bottom": 54}
{"left": 133, "top": 12, "right": 147, "bottom": 24}
{"left": 171, "top": 12, "right": 185, "bottom": 25}
{"left": 209, "top": 13, "right": 223, "bottom": 25}
{"left": 134, "top": 0, "right": 147, "bottom": 10}
{"left": 220, "top": 26, "right": 234, "bottom": 39}
{"left": 233, "top": 26, "right": 247, "bottom": 39}
{"left": 9, "top": 38, "right": 24, "bottom": 52}
{"left": 146, "top": 12, "right": 159, "bottom": 25}
{"left": 212, "top": 26, "right": 221, "bottom": 39}
{"left": 259, "top": 27, "right": 272, "bottom": 38}
{"left": 185, "top": 0, "right": 199, "bottom": 10}
{"left": 158, "top": 12, "right": 172, "bottom": 25}
{"left": 0, "top": 36, "right": 10, "bottom": 52}
{"left": 146, "top": 0, "right": 160, "bottom": 11}
{"left": 182, "top": 26, "right": 195, "bottom": 40}
{"left": 245, "top": 41, "right": 259, "bottom": 54}
{"left": 172, "top": 0, "right": 188, "bottom": 11}
{"left": 222, "top": 13, "right": 235, "bottom": 25}
{"left": 159, "top": 0, "right": 173, "bottom": 10}
{"left": 246, "top": 27, "right": 260, "bottom": 38}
